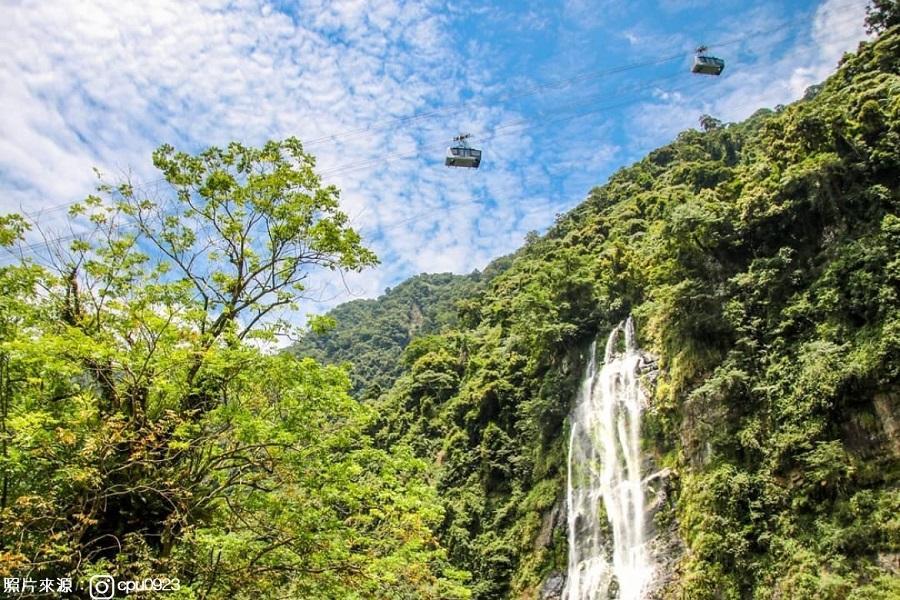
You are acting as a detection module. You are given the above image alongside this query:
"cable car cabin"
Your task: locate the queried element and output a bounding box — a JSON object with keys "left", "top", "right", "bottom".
{"left": 445, "top": 145, "right": 482, "bottom": 168}
{"left": 692, "top": 54, "right": 725, "bottom": 76}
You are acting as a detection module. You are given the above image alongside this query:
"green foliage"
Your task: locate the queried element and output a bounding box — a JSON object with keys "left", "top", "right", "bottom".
{"left": 348, "top": 27, "right": 900, "bottom": 599}
{"left": 290, "top": 272, "right": 491, "bottom": 398}
{"left": 1, "top": 22, "right": 897, "bottom": 600}
{"left": 865, "top": 3, "right": 900, "bottom": 34}
{"left": 0, "top": 139, "right": 467, "bottom": 598}
{"left": 0, "top": 214, "right": 28, "bottom": 246}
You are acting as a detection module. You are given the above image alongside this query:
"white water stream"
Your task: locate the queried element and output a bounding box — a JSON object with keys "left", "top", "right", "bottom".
{"left": 563, "top": 318, "right": 654, "bottom": 600}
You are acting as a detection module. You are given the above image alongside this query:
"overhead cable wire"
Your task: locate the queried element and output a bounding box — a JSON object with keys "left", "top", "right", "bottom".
{"left": 1, "top": 7, "right": 864, "bottom": 264}
{"left": 8, "top": 3, "right": 853, "bottom": 222}
{"left": 300, "top": 0, "right": 861, "bottom": 149}
{"left": 311, "top": 9, "right": 865, "bottom": 178}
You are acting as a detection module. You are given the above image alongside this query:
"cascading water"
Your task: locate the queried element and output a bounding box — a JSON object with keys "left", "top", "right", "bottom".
{"left": 563, "top": 317, "right": 654, "bottom": 600}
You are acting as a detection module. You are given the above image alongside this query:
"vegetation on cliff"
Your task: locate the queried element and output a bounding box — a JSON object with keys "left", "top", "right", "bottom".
{"left": 304, "top": 25, "right": 900, "bottom": 599}
{"left": 0, "top": 13, "right": 897, "bottom": 600}
{"left": 290, "top": 270, "right": 498, "bottom": 399}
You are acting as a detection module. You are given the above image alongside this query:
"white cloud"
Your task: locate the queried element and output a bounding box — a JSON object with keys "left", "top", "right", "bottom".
{"left": 0, "top": 0, "right": 875, "bottom": 331}
{"left": 799, "top": 0, "right": 871, "bottom": 92}
{"left": 0, "top": 0, "right": 555, "bottom": 320}
{"left": 625, "top": 0, "right": 870, "bottom": 151}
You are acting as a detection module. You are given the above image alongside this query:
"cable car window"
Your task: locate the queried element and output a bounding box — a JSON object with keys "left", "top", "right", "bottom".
{"left": 445, "top": 133, "right": 481, "bottom": 169}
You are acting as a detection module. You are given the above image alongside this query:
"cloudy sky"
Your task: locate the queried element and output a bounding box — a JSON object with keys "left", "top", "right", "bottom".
{"left": 0, "top": 0, "right": 870, "bottom": 319}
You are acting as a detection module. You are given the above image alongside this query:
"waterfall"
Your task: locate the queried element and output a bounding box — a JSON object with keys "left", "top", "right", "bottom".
{"left": 563, "top": 317, "right": 654, "bottom": 600}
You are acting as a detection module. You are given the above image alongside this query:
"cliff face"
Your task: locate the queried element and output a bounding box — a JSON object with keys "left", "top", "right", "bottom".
{"left": 306, "top": 28, "right": 900, "bottom": 599}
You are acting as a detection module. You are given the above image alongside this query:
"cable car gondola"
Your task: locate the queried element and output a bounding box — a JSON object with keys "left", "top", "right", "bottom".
{"left": 445, "top": 134, "right": 482, "bottom": 168}
{"left": 691, "top": 46, "right": 725, "bottom": 76}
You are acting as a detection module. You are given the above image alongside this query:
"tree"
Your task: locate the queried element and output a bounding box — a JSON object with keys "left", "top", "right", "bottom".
{"left": 699, "top": 114, "right": 723, "bottom": 132}
{"left": 118, "top": 138, "right": 377, "bottom": 410}
{"left": 865, "top": 0, "right": 900, "bottom": 34}
{"left": 0, "top": 139, "right": 469, "bottom": 598}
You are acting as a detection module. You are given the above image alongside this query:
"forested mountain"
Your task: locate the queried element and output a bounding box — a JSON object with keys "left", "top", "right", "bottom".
{"left": 0, "top": 15, "right": 897, "bottom": 600}
{"left": 351, "top": 26, "right": 898, "bottom": 599}
{"left": 290, "top": 268, "right": 505, "bottom": 399}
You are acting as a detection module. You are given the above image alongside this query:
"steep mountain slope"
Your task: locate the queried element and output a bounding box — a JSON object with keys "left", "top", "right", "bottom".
{"left": 360, "top": 28, "right": 900, "bottom": 599}
{"left": 291, "top": 266, "right": 509, "bottom": 398}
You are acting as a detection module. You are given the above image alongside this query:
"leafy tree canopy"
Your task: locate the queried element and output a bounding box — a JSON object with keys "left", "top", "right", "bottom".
{"left": 0, "top": 139, "right": 468, "bottom": 598}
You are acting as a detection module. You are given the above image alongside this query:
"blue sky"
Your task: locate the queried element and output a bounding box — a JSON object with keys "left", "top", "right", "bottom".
{"left": 0, "top": 0, "right": 870, "bottom": 324}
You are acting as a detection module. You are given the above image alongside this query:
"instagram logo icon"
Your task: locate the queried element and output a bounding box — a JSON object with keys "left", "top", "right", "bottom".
{"left": 89, "top": 574, "right": 115, "bottom": 599}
